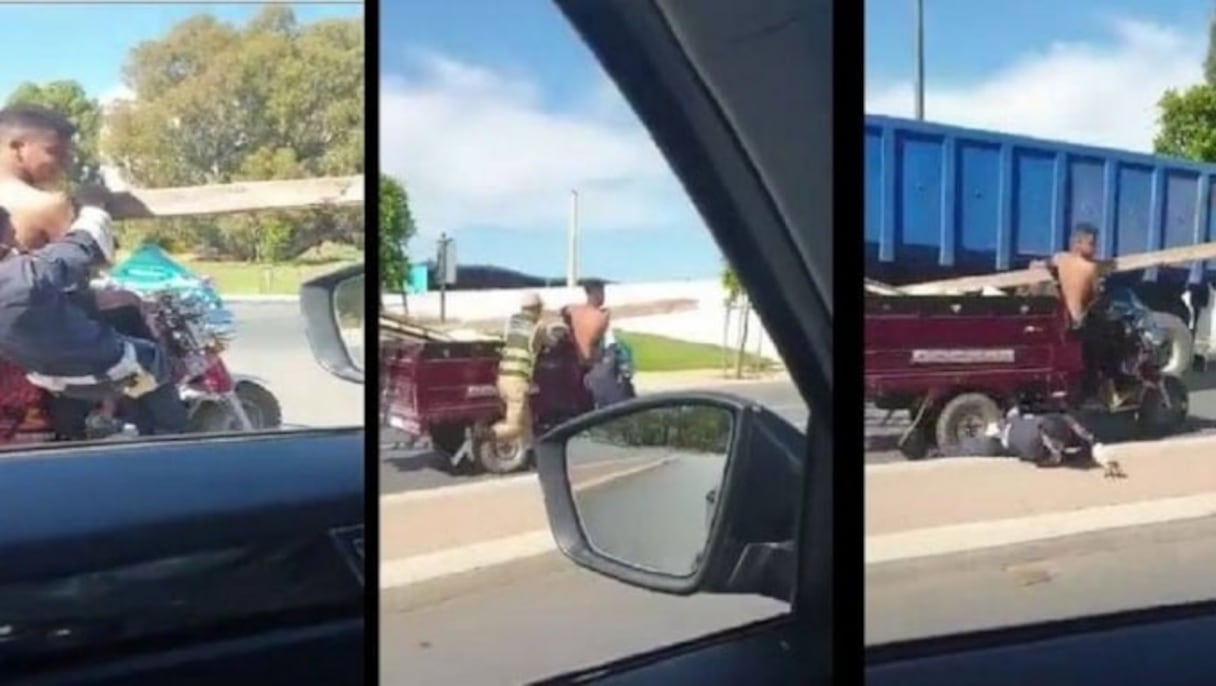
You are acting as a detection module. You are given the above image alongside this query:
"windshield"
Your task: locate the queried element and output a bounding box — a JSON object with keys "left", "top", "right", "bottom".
{"left": 865, "top": 0, "right": 1216, "bottom": 647}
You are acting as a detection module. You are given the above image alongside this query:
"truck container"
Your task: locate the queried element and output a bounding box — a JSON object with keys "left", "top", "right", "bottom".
{"left": 865, "top": 114, "right": 1216, "bottom": 374}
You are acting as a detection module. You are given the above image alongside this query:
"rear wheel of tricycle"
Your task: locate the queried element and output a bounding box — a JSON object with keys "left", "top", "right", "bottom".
{"left": 1137, "top": 376, "right": 1189, "bottom": 439}
{"left": 476, "top": 436, "right": 533, "bottom": 475}
{"left": 935, "top": 393, "right": 1003, "bottom": 450}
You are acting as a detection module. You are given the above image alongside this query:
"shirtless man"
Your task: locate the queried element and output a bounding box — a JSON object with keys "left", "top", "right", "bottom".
{"left": 564, "top": 280, "right": 611, "bottom": 365}
{"left": 0, "top": 104, "right": 185, "bottom": 436}
{"left": 1031, "top": 223, "right": 1110, "bottom": 325}
{"left": 1031, "top": 223, "right": 1119, "bottom": 404}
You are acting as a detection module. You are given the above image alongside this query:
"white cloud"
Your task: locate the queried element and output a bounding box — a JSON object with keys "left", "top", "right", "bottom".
{"left": 99, "top": 83, "right": 134, "bottom": 106}
{"left": 379, "top": 52, "right": 694, "bottom": 238}
{"left": 866, "top": 18, "right": 1205, "bottom": 152}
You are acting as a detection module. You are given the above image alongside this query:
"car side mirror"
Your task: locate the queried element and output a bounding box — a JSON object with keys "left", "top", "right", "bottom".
{"left": 300, "top": 263, "right": 364, "bottom": 384}
{"left": 534, "top": 392, "right": 804, "bottom": 602}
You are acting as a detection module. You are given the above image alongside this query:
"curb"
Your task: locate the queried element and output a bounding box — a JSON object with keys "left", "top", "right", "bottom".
{"left": 381, "top": 549, "right": 568, "bottom": 613}
{"left": 381, "top": 490, "right": 1216, "bottom": 594}
{"left": 379, "top": 459, "right": 670, "bottom": 590}
{"left": 380, "top": 530, "right": 556, "bottom": 589}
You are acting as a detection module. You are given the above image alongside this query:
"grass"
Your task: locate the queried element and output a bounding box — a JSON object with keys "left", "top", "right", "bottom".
{"left": 113, "top": 243, "right": 362, "bottom": 295}
{"left": 616, "top": 330, "right": 775, "bottom": 374}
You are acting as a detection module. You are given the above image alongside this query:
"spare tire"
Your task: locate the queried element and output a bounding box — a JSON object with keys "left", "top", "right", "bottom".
{"left": 1151, "top": 311, "right": 1194, "bottom": 377}
{"left": 935, "top": 393, "right": 1003, "bottom": 450}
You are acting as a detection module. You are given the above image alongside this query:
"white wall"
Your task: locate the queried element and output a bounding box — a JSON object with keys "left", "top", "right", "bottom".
{"left": 381, "top": 280, "right": 780, "bottom": 361}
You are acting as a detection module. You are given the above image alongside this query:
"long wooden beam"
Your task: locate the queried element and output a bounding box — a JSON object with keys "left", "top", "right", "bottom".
{"left": 900, "top": 241, "right": 1216, "bottom": 295}
{"left": 107, "top": 175, "right": 364, "bottom": 220}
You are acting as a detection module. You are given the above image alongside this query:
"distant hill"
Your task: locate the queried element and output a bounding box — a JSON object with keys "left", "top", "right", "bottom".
{"left": 423, "top": 263, "right": 613, "bottom": 290}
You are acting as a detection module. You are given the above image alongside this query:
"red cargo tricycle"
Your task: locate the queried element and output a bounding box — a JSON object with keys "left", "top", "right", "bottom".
{"left": 864, "top": 287, "right": 1189, "bottom": 459}
{"left": 380, "top": 321, "right": 593, "bottom": 474}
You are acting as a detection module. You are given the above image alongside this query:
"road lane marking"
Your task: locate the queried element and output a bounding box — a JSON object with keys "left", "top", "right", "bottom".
{"left": 572, "top": 456, "right": 676, "bottom": 492}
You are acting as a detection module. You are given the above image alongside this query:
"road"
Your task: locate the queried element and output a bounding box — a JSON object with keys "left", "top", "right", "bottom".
{"left": 222, "top": 301, "right": 363, "bottom": 428}
{"left": 379, "top": 379, "right": 805, "bottom": 494}
{"left": 383, "top": 513, "right": 1216, "bottom": 684}
{"left": 381, "top": 554, "right": 786, "bottom": 686}
{"left": 867, "top": 513, "right": 1216, "bottom": 644}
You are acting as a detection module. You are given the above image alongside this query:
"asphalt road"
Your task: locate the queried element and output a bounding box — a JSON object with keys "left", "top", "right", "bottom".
{"left": 379, "top": 379, "right": 806, "bottom": 495}
{"left": 384, "top": 513, "right": 1216, "bottom": 684}
{"left": 866, "top": 513, "right": 1216, "bottom": 645}
{"left": 381, "top": 556, "right": 787, "bottom": 686}
{"left": 221, "top": 301, "right": 363, "bottom": 428}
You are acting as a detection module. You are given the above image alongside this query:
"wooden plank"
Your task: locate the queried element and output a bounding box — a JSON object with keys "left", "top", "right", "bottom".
{"left": 410, "top": 299, "right": 700, "bottom": 333}
{"left": 107, "top": 175, "right": 364, "bottom": 220}
{"left": 900, "top": 241, "right": 1216, "bottom": 295}
{"left": 864, "top": 278, "right": 901, "bottom": 295}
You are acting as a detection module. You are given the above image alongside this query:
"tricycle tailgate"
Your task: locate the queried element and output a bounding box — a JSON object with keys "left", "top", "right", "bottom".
{"left": 380, "top": 336, "right": 503, "bottom": 435}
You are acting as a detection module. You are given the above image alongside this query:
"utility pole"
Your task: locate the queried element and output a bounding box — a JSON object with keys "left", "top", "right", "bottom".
{"left": 567, "top": 189, "right": 580, "bottom": 287}
{"left": 914, "top": 0, "right": 925, "bottom": 120}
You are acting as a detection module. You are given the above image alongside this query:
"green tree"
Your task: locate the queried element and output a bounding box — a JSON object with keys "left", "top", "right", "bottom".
{"left": 380, "top": 174, "right": 415, "bottom": 311}
{"left": 1154, "top": 85, "right": 1216, "bottom": 162}
{"left": 5, "top": 80, "right": 103, "bottom": 185}
{"left": 1205, "top": 8, "right": 1216, "bottom": 87}
{"left": 721, "top": 262, "right": 742, "bottom": 304}
{"left": 1159, "top": 9, "right": 1216, "bottom": 163}
{"left": 104, "top": 6, "right": 364, "bottom": 260}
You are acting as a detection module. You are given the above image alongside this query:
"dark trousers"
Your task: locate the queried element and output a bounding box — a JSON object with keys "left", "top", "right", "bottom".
{"left": 53, "top": 304, "right": 187, "bottom": 438}
{"left": 1074, "top": 314, "right": 1117, "bottom": 399}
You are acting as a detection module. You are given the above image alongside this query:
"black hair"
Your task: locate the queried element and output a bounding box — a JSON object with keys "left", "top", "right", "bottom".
{"left": 582, "top": 279, "right": 606, "bottom": 296}
{"left": 1071, "top": 222, "right": 1098, "bottom": 242}
{"left": 0, "top": 104, "right": 76, "bottom": 140}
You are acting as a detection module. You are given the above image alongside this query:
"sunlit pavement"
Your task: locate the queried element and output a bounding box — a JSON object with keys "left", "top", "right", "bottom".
{"left": 223, "top": 301, "right": 363, "bottom": 428}
{"left": 381, "top": 555, "right": 785, "bottom": 686}
{"left": 866, "top": 514, "right": 1216, "bottom": 645}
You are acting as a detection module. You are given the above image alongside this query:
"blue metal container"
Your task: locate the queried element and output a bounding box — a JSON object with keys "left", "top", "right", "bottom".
{"left": 865, "top": 115, "right": 1216, "bottom": 285}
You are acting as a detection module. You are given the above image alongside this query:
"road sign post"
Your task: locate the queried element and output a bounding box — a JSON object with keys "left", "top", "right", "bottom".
{"left": 436, "top": 234, "right": 457, "bottom": 322}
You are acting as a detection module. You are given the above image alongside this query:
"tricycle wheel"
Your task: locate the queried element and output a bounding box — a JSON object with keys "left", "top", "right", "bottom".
{"left": 1137, "top": 376, "right": 1189, "bottom": 439}
{"left": 476, "top": 436, "right": 533, "bottom": 474}
{"left": 935, "top": 393, "right": 1003, "bottom": 450}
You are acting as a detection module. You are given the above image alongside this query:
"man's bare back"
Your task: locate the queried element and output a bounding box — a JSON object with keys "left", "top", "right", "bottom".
{"left": 1031, "top": 224, "right": 1107, "bottom": 326}
{"left": 1050, "top": 251, "right": 1101, "bottom": 324}
{"left": 566, "top": 303, "right": 609, "bottom": 364}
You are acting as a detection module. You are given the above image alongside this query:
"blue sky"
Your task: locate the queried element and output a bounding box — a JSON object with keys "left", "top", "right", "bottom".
{"left": 0, "top": 3, "right": 361, "bottom": 103}
{"left": 383, "top": 0, "right": 1216, "bottom": 282}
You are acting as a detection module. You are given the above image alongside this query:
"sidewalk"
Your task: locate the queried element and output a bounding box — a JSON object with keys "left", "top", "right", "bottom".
{"left": 382, "top": 432, "right": 1216, "bottom": 596}
{"left": 867, "top": 434, "right": 1216, "bottom": 536}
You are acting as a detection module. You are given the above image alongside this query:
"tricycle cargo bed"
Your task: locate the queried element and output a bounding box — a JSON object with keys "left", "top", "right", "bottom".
{"left": 380, "top": 336, "right": 503, "bottom": 436}
{"left": 865, "top": 294, "right": 1059, "bottom": 317}
{"left": 864, "top": 293, "right": 1083, "bottom": 404}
